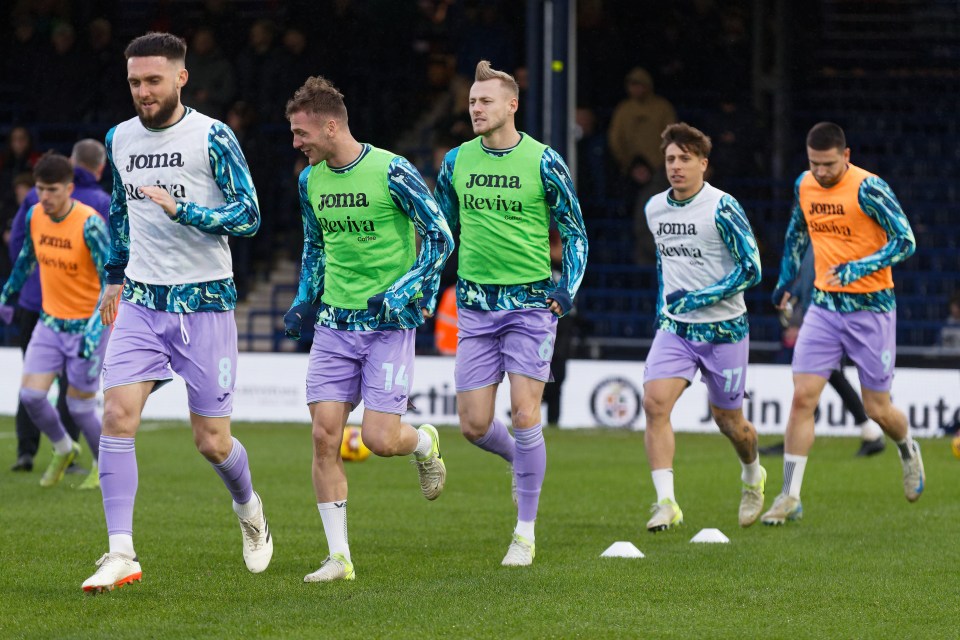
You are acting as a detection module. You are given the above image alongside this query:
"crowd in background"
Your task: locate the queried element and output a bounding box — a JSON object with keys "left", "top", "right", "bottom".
{"left": 0, "top": 0, "right": 956, "bottom": 351}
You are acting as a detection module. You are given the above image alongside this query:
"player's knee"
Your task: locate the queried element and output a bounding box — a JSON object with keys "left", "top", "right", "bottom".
{"left": 510, "top": 406, "right": 538, "bottom": 429}
{"left": 194, "top": 431, "right": 230, "bottom": 462}
{"left": 311, "top": 422, "right": 342, "bottom": 455}
{"left": 642, "top": 393, "right": 672, "bottom": 421}
{"left": 459, "top": 419, "right": 485, "bottom": 441}
{"left": 359, "top": 429, "right": 393, "bottom": 457}
{"left": 101, "top": 400, "right": 138, "bottom": 436}
{"left": 458, "top": 409, "right": 491, "bottom": 441}
{"left": 790, "top": 389, "right": 820, "bottom": 415}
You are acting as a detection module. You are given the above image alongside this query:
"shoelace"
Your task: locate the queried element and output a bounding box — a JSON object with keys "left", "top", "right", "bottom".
{"left": 239, "top": 517, "right": 265, "bottom": 550}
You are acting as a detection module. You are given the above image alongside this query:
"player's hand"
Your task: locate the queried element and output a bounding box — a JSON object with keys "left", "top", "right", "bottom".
{"left": 665, "top": 289, "right": 689, "bottom": 305}
{"left": 422, "top": 308, "right": 434, "bottom": 319}
{"left": 139, "top": 185, "right": 178, "bottom": 218}
{"left": 665, "top": 289, "right": 692, "bottom": 315}
{"left": 99, "top": 284, "right": 124, "bottom": 326}
{"left": 0, "top": 304, "right": 14, "bottom": 325}
{"left": 284, "top": 302, "right": 318, "bottom": 340}
{"left": 826, "top": 263, "right": 849, "bottom": 287}
{"left": 366, "top": 293, "right": 386, "bottom": 320}
{"left": 771, "top": 286, "right": 791, "bottom": 309}
{"left": 546, "top": 289, "right": 572, "bottom": 317}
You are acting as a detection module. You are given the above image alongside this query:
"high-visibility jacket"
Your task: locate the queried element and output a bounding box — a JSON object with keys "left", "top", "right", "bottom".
{"left": 434, "top": 285, "right": 458, "bottom": 355}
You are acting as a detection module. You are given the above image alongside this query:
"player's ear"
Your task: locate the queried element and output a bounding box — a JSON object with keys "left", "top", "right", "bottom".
{"left": 177, "top": 67, "right": 188, "bottom": 90}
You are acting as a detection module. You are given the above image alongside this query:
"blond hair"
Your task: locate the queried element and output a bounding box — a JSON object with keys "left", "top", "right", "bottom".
{"left": 474, "top": 60, "right": 519, "bottom": 96}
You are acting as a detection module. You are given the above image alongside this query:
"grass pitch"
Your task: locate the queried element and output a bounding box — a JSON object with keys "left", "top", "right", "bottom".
{"left": 1, "top": 420, "right": 956, "bottom": 639}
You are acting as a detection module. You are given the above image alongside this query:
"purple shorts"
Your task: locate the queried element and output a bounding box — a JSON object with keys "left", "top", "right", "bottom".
{"left": 643, "top": 330, "right": 750, "bottom": 410}
{"left": 102, "top": 302, "right": 238, "bottom": 417}
{"left": 793, "top": 305, "right": 896, "bottom": 391}
{"left": 306, "top": 325, "right": 415, "bottom": 414}
{"left": 454, "top": 308, "right": 557, "bottom": 392}
{"left": 22, "top": 322, "right": 110, "bottom": 393}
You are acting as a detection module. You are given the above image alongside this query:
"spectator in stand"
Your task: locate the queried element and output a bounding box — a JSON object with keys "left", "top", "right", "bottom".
{"left": 183, "top": 27, "right": 237, "bottom": 120}
{"left": 277, "top": 28, "right": 317, "bottom": 104}
{"left": 937, "top": 293, "right": 960, "bottom": 349}
{"left": 607, "top": 67, "right": 676, "bottom": 175}
{"left": 34, "top": 22, "right": 91, "bottom": 123}
{"left": 3, "top": 16, "right": 44, "bottom": 97}
{"left": 0, "top": 127, "right": 42, "bottom": 204}
{"left": 83, "top": 18, "right": 127, "bottom": 124}
{"left": 0, "top": 173, "right": 35, "bottom": 283}
{"left": 236, "top": 19, "right": 285, "bottom": 123}
{"left": 573, "top": 106, "right": 611, "bottom": 206}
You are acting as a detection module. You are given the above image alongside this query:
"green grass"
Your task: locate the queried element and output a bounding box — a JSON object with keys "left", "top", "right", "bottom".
{"left": 1, "top": 420, "right": 956, "bottom": 639}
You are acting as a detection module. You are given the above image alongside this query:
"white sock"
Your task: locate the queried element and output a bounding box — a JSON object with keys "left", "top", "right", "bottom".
{"left": 318, "top": 501, "right": 350, "bottom": 561}
{"left": 859, "top": 420, "right": 883, "bottom": 441}
{"left": 51, "top": 436, "right": 73, "bottom": 455}
{"left": 783, "top": 454, "right": 807, "bottom": 499}
{"left": 514, "top": 520, "right": 535, "bottom": 541}
{"left": 651, "top": 468, "right": 675, "bottom": 503}
{"left": 233, "top": 492, "right": 260, "bottom": 520}
{"left": 414, "top": 427, "right": 432, "bottom": 459}
{"left": 108, "top": 534, "right": 136, "bottom": 558}
{"left": 741, "top": 457, "right": 762, "bottom": 486}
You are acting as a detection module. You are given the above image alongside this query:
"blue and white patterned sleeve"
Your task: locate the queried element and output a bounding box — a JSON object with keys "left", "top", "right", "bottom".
{"left": 773, "top": 174, "right": 810, "bottom": 299}
{"left": 104, "top": 126, "right": 130, "bottom": 286}
{"left": 171, "top": 122, "right": 260, "bottom": 238}
{"left": 541, "top": 148, "right": 588, "bottom": 310}
{"left": 386, "top": 157, "right": 454, "bottom": 316}
{"left": 667, "top": 194, "right": 761, "bottom": 314}
{"left": 433, "top": 148, "right": 461, "bottom": 231}
{"left": 291, "top": 167, "right": 325, "bottom": 308}
{"left": 830, "top": 176, "right": 916, "bottom": 286}
{"left": 0, "top": 207, "right": 38, "bottom": 305}
{"left": 84, "top": 215, "right": 111, "bottom": 290}
{"left": 81, "top": 214, "right": 111, "bottom": 354}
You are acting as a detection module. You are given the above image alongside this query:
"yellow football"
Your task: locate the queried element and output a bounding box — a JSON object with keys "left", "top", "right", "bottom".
{"left": 341, "top": 426, "right": 371, "bottom": 462}
{"left": 952, "top": 434, "right": 960, "bottom": 460}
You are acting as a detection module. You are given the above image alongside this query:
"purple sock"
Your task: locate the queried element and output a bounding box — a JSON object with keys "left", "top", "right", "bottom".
{"left": 472, "top": 418, "right": 516, "bottom": 463}
{"left": 514, "top": 423, "right": 546, "bottom": 522}
{"left": 66, "top": 396, "right": 101, "bottom": 461}
{"left": 212, "top": 437, "right": 254, "bottom": 505}
{"left": 20, "top": 388, "right": 68, "bottom": 443}
{"left": 100, "top": 436, "right": 137, "bottom": 535}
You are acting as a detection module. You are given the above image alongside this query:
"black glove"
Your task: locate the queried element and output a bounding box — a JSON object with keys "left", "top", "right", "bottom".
{"left": 366, "top": 293, "right": 386, "bottom": 320}
{"left": 284, "top": 301, "right": 320, "bottom": 340}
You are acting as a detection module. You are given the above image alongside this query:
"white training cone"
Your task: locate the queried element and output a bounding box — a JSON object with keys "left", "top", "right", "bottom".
{"left": 601, "top": 541, "right": 645, "bottom": 558}
{"left": 690, "top": 528, "right": 730, "bottom": 543}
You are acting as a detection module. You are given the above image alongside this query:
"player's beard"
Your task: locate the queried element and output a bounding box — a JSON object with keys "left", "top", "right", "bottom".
{"left": 135, "top": 92, "right": 181, "bottom": 129}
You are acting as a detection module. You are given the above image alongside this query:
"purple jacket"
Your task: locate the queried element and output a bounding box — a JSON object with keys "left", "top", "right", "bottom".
{"left": 8, "top": 166, "right": 110, "bottom": 312}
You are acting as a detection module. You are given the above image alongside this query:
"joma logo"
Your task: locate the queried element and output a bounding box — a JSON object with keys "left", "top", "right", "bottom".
{"left": 464, "top": 173, "right": 522, "bottom": 189}
{"left": 125, "top": 152, "right": 185, "bottom": 172}
{"left": 38, "top": 234, "right": 72, "bottom": 249}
